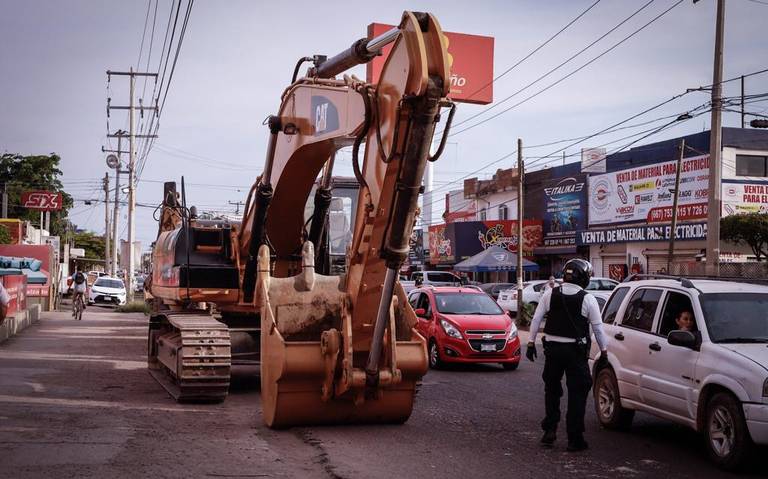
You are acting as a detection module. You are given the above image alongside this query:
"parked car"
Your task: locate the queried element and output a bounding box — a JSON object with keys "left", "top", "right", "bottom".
{"left": 400, "top": 271, "right": 464, "bottom": 293}
{"left": 591, "top": 277, "right": 768, "bottom": 470}
{"left": 88, "top": 277, "right": 127, "bottom": 306}
{"left": 584, "top": 277, "right": 620, "bottom": 302}
{"left": 479, "top": 282, "right": 516, "bottom": 300}
{"left": 134, "top": 275, "right": 145, "bottom": 293}
{"left": 407, "top": 286, "right": 521, "bottom": 370}
{"left": 496, "top": 280, "right": 560, "bottom": 314}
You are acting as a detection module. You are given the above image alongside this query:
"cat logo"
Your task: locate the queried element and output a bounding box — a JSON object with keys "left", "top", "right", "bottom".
{"left": 311, "top": 96, "right": 339, "bottom": 136}
{"left": 315, "top": 103, "right": 328, "bottom": 133}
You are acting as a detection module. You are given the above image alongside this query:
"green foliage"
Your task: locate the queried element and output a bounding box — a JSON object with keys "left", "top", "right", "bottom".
{"left": 116, "top": 301, "right": 150, "bottom": 314}
{"left": 0, "top": 224, "right": 11, "bottom": 244}
{"left": 0, "top": 153, "right": 73, "bottom": 237}
{"left": 73, "top": 230, "right": 106, "bottom": 259}
{"left": 720, "top": 213, "right": 768, "bottom": 261}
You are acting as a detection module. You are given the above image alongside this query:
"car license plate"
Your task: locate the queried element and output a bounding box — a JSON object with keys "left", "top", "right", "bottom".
{"left": 481, "top": 343, "right": 496, "bottom": 352}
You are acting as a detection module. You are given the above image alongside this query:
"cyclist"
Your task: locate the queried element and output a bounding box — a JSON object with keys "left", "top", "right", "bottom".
{"left": 71, "top": 267, "right": 87, "bottom": 317}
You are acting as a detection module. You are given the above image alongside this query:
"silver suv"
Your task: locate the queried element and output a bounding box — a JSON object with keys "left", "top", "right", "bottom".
{"left": 591, "top": 276, "right": 768, "bottom": 470}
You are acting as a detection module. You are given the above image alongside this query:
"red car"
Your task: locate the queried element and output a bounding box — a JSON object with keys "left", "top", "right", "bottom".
{"left": 407, "top": 286, "right": 521, "bottom": 370}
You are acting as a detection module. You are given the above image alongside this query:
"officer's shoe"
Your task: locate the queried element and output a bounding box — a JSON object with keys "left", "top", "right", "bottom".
{"left": 540, "top": 430, "right": 556, "bottom": 447}
{"left": 566, "top": 436, "right": 589, "bottom": 452}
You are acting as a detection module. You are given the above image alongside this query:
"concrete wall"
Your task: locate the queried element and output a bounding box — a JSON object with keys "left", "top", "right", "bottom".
{"left": 0, "top": 304, "right": 41, "bottom": 344}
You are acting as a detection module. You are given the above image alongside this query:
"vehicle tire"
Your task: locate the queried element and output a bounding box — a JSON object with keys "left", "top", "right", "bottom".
{"left": 428, "top": 340, "right": 443, "bottom": 370}
{"left": 501, "top": 362, "right": 518, "bottom": 371}
{"left": 705, "top": 392, "right": 752, "bottom": 470}
{"left": 593, "top": 368, "right": 634, "bottom": 430}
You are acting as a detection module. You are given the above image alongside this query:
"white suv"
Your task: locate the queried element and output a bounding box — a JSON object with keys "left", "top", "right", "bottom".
{"left": 591, "top": 277, "right": 768, "bottom": 470}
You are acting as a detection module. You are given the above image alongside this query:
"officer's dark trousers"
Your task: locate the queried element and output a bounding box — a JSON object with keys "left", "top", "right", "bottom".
{"left": 540, "top": 341, "right": 593, "bottom": 438}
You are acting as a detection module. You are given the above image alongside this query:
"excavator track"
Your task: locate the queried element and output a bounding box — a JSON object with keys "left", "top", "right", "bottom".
{"left": 148, "top": 313, "right": 232, "bottom": 402}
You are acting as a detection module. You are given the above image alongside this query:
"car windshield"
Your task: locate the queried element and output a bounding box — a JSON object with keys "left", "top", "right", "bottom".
{"left": 94, "top": 279, "right": 124, "bottom": 289}
{"left": 434, "top": 293, "right": 504, "bottom": 315}
{"left": 700, "top": 292, "right": 768, "bottom": 343}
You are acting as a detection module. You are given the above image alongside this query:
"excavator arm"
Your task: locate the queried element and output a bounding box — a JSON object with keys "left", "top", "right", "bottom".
{"left": 249, "top": 11, "right": 455, "bottom": 427}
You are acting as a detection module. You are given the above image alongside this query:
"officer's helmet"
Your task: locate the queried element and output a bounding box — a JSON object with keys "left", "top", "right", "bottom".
{"left": 562, "top": 258, "right": 593, "bottom": 288}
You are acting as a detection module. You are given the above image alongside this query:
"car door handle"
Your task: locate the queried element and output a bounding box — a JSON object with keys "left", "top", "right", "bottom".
{"left": 649, "top": 342, "right": 661, "bottom": 352}
{"left": 614, "top": 332, "right": 624, "bottom": 341}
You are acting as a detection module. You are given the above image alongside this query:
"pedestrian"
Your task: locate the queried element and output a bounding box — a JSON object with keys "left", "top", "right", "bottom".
{"left": 0, "top": 280, "right": 11, "bottom": 326}
{"left": 525, "top": 258, "right": 608, "bottom": 452}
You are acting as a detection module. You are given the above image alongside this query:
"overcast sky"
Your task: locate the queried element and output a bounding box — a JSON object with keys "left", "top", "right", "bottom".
{"left": 1, "top": 0, "right": 767, "bottom": 249}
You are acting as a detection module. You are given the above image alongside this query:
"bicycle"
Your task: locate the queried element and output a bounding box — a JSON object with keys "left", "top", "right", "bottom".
{"left": 72, "top": 292, "right": 85, "bottom": 321}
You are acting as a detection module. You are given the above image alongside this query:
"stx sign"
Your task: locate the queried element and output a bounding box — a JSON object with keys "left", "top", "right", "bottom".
{"left": 21, "top": 191, "right": 63, "bottom": 211}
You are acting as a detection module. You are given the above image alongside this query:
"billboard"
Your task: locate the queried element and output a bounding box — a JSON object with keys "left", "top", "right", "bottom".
{"left": 581, "top": 148, "right": 606, "bottom": 173}
{"left": 367, "top": 23, "right": 494, "bottom": 105}
{"left": 722, "top": 182, "right": 768, "bottom": 216}
{"left": 588, "top": 154, "right": 710, "bottom": 226}
{"left": 542, "top": 175, "right": 587, "bottom": 247}
{"left": 429, "top": 220, "right": 543, "bottom": 264}
{"left": 0, "top": 274, "right": 27, "bottom": 316}
{"left": 21, "top": 191, "right": 63, "bottom": 211}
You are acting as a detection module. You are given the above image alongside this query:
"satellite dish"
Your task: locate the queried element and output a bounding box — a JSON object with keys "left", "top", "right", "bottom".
{"left": 106, "top": 154, "right": 120, "bottom": 169}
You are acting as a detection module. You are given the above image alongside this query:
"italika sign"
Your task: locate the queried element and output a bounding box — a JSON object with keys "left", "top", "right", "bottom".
{"left": 366, "top": 23, "right": 494, "bottom": 105}
{"left": 21, "top": 191, "right": 63, "bottom": 211}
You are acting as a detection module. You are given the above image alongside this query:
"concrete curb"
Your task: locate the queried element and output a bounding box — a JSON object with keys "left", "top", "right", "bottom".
{"left": 0, "top": 304, "right": 42, "bottom": 344}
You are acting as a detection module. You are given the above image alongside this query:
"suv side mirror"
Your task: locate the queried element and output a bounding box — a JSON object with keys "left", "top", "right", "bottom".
{"left": 667, "top": 330, "right": 698, "bottom": 350}
{"left": 414, "top": 308, "right": 427, "bottom": 317}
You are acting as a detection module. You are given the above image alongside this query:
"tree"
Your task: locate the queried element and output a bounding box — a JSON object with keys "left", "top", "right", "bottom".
{"left": 73, "top": 231, "right": 106, "bottom": 260}
{"left": 0, "top": 224, "right": 11, "bottom": 244}
{"left": 0, "top": 153, "right": 73, "bottom": 237}
{"left": 720, "top": 213, "right": 768, "bottom": 261}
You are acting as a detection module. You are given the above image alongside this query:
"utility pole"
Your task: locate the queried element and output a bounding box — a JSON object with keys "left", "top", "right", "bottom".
{"left": 516, "top": 138, "right": 524, "bottom": 323}
{"left": 107, "top": 69, "right": 158, "bottom": 299}
{"left": 667, "top": 139, "right": 685, "bottom": 273}
{"left": 104, "top": 131, "right": 128, "bottom": 277}
{"left": 228, "top": 200, "right": 246, "bottom": 215}
{"left": 706, "top": 0, "right": 725, "bottom": 277}
{"left": 103, "top": 172, "right": 111, "bottom": 274}
{"left": 1, "top": 182, "right": 7, "bottom": 218}
{"left": 741, "top": 75, "right": 745, "bottom": 129}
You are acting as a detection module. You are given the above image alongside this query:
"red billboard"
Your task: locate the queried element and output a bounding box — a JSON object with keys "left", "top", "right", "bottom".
{"left": 367, "top": 23, "right": 494, "bottom": 105}
{"left": 1, "top": 274, "right": 27, "bottom": 316}
{"left": 21, "top": 191, "right": 63, "bottom": 211}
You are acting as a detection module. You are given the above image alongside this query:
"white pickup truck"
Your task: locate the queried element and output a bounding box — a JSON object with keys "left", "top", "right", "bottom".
{"left": 400, "top": 271, "right": 463, "bottom": 293}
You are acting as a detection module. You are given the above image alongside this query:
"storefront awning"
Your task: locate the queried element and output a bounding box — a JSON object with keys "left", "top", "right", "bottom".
{"left": 454, "top": 245, "right": 539, "bottom": 272}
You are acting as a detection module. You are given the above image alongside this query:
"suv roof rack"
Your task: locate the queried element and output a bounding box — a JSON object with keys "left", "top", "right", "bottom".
{"left": 623, "top": 273, "right": 768, "bottom": 288}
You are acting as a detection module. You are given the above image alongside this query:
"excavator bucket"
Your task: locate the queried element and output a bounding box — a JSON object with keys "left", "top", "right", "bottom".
{"left": 257, "top": 243, "right": 427, "bottom": 428}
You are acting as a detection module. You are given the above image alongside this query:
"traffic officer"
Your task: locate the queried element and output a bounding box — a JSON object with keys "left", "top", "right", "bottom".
{"left": 525, "top": 258, "right": 608, "bottom": 452}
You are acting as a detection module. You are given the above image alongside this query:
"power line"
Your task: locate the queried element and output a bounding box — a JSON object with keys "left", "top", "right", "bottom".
{"left": 449, "top": 0, "right": 655, "bottom": 133}
{"left": 459, "top": 0, "right": 602, "bottom": 103}
{"left": 449, "top": 0, "right": 685, "bottom": 138}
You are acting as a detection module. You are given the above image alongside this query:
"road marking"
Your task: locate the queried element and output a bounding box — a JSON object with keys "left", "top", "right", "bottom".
{"left": 0, "top": 394, "right": 215, "bottom": 413}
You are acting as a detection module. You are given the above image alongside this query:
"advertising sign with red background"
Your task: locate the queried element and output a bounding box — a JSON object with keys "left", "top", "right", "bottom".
{"left": 722, "top": 182, "right": 768, "bottom": 216}
{"left": 0, "top": 219, "right": 23, "bottom": 244}
{"left": 0, "top": 244, "right": 52, "bottom": 273}
{"left": 588, "top": 154, "right": 710, "bottom": 226}
{"left": 21, "top": 191, "right": 63, "bottom": 211}
{"left": 1, "top": 274, "right": 27, "bottom": 316}
{"left": 429, "top": 220, "right": 542, "bottom": 264}
{"left": 366, "top": 23, "right": 494, "bottom": 105}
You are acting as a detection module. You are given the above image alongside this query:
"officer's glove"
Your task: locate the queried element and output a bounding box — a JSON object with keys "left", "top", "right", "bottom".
{"left": 525, "top": 341, "right": 537, "bottom": 362}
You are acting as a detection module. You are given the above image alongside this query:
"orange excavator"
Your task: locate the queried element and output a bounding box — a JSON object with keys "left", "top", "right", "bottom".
{"left": 146, "top": 10, "right": 456, "bottom": 428}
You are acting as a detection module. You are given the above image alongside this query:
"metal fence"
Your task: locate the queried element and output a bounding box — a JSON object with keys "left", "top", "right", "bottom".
{"left": 669, "top": 262, "right": 768, "bottom": 279}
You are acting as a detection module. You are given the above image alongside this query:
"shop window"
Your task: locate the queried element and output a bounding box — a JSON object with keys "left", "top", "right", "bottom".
{"left": 735, "top": 154, "right": 768, "bottom": 177}
{"left": 479, "top": 208, "right": 487, "bottom": 221}
{"left": 498, "top": 205, "right": 508, "bottom": 220}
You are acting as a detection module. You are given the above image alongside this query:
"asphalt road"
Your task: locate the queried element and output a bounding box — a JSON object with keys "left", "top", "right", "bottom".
{"left": 0, "top": 305, "right": 765, "bottom": 478}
